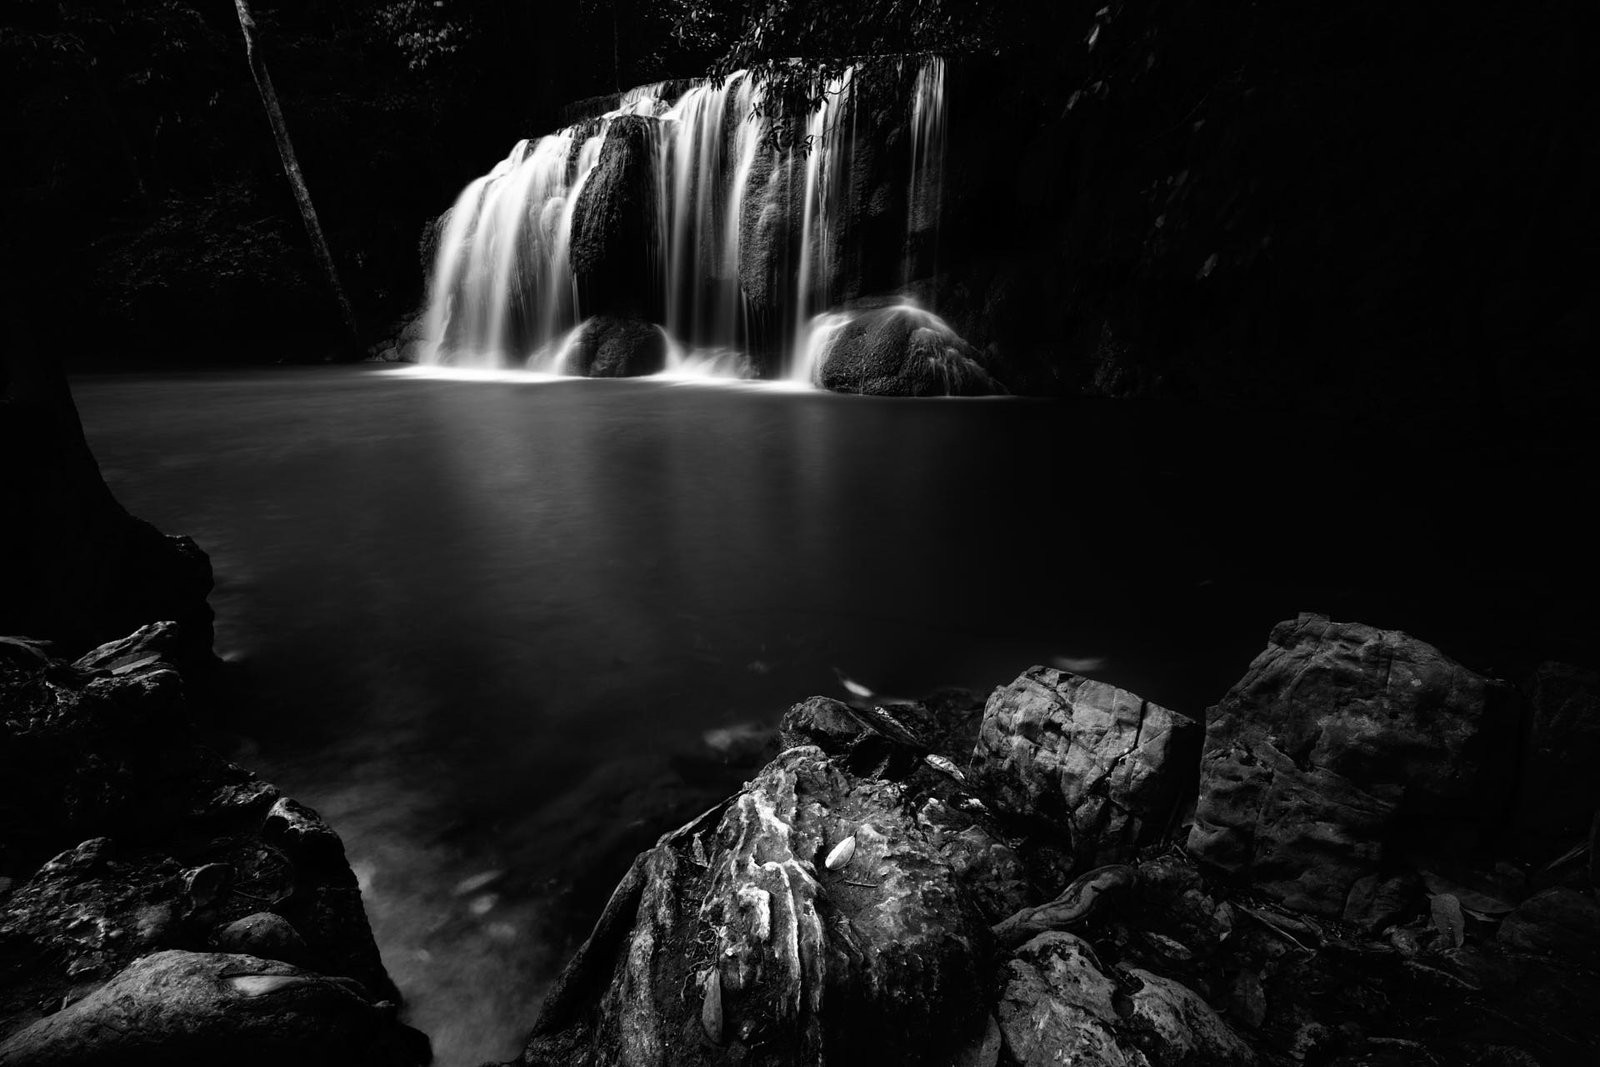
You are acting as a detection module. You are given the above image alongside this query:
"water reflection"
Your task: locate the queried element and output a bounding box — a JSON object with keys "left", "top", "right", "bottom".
{"left": 70, "top": 367, "right": 1583, "bottom": 1064}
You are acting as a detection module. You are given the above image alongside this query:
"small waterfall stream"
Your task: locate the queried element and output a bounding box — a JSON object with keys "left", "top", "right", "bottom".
{"left": 419, "top": 59, "right": 951, "bottom": 382}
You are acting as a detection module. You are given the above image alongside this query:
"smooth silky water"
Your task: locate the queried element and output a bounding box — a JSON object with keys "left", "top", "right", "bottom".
{"left": 71, "top": 366, "right": 1576, "bottom": 1064}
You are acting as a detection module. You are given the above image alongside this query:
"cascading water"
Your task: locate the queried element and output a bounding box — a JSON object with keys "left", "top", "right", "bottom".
{"left": 419, "top": 58, "right": 952, "bottom": 384}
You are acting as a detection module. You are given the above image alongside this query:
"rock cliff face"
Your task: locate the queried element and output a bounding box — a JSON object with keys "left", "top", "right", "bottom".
{"left": 0, "top": 624, "right": 428, "bottom": 1065}
{"left": 514, "top": 619, "right": 1600, "bottom": 1067}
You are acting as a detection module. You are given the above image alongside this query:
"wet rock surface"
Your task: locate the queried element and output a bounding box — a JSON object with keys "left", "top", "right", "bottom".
{"left": 812, "top": 304, "right": 1003, "bottom": 397}
{"left": 563, "top": 315, "right": 667, "bottom": 377}
{"left": 0, "top": 627, "right": 425, "bottom": 1064}
{"left": 516, "top": 618, "right": 1600, "bottom": 1067}
{"left": 570, "top": 115, "right": 659, "bottom": 318}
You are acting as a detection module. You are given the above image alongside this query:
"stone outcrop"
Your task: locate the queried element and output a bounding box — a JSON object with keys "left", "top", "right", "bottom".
{"left": 0, "top": 626, "right": 425, "bottom": 1063}
{"left": 972, "top": 668, "right": 1201, "bottom": 867}
{"left": 1187, "top": 613, "right": 1519, "bottom": 914}
{"left": 811, "top": 304, "right": 1004, "bottom": 396}
{"left": 570, "top": 115, "right": 659, "bottom": 318}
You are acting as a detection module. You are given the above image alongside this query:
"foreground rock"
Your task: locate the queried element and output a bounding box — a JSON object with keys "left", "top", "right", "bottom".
{"left": 518, "top": 681, "right": 1249, "bottom": 1067}
{"left": 0, "top": 625, "right": 426, "bottom": 1063}
{"left": 972, "top": 668, "right": 1201, "bottom": 867}
{"left": 0, "top": 950, "right": 425, "bottom": 1067}
{"left": 1188, "top": 613, "right": 1520, "bottom": 914}
{"left": 523, "top": 746, "right": 990, "bottom": 1066}
{"left": 515, "top": 620, "right": 1600, "bottom": 1067}
{"left": 810, "top": 304, "right": 1004, "bottom": 396}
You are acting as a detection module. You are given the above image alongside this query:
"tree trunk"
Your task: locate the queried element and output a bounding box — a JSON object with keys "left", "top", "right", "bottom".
{"left": 232, "top": 0, "right": 360, "bottom": 352}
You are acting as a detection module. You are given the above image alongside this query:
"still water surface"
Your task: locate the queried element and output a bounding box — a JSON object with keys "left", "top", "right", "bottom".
{"left": 71, "top": 366, "right": 1582, "bottom": 1064}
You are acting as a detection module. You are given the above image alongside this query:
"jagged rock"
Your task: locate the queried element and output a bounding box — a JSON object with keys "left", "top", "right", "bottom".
{"left": 1188, "top": 614, "right": 1519, "bottom": 915}
{"left": 1514, "top": 662, "right": 1600, "bottom": 849}
{"left": 70, "top": 620, "right": 183, "bottom": 675}
{"left": 560, "top": 316, "right": 666, "bottom": 377}
{"left": 1342, "top": 872, "right": 1423, "bottom": 934}
{"left": 520, "top": 745, "right": 988, "bottom": 1066}
{"left": 571, "top": 115, "right": 659, "bottom": 317}
{"left": 811, "top": 304, "right": 1005, "bottom": 396}
{"left": 778, "top": 696, "right": 865, "bottom": 753}
{"left": 1498, "top": 888, "right": 1600, "bottom": 969}
{"left": 971, "top": 667, "right": 1201, "bottom": 866}
{"left": 1126, "top": 967, "right": 1258, "bottom": 1065}
{"left": 0, "top": 950, "right": 427, "bottom": 1066}
{"left": 997, "top": 932, "right": 1254, "bottom": 1067}
{"left": 917, "top": 796, "right": 1034, "bottom": 921}
{"left": 214, "top": 912, "right": 307, "bottom": 964}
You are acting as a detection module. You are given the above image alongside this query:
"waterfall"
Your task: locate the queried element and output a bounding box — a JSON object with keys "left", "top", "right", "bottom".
{"left": 419, "top": 58, "right": 951, "bottom": 382}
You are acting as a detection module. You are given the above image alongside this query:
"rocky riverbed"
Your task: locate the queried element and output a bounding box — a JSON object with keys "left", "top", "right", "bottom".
{"left": 4, "top": 607, "right": 1598, "bottom": 1066}
{"left": 513, "top": 614, "right": 1600, "bottom": 1067}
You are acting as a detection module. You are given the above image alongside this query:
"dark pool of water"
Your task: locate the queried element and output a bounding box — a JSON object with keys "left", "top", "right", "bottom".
{"left": 71, "top": 366, "right": 1592, "bottom": 1064}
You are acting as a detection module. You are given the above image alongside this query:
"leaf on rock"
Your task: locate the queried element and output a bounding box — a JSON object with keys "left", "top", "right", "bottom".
{"left": 1430, "top": 892, "right": 1466, "bottom": 948}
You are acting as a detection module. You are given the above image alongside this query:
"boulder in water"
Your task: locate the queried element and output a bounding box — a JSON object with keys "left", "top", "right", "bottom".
{"left": 809, "top": 304, "right": 1004, "bottom": 396}
{"left": 561, "top": 316, "right": 666, "bottom": 377}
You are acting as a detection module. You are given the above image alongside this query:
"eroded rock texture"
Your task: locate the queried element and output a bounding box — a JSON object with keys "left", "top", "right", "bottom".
{"left": 1187, "top": 613, "right": 1519, "bottom": 914}
{"left": 522, "top": 746, "right": 989, "bottom": 1067}
{"left": 972, "top": 668, "right": 1201, "bottom": 867}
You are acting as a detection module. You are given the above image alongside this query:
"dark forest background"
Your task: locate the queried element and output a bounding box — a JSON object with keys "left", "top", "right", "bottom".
{"left": 2, "top": 0, "right": 1594, "bottom": 433}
